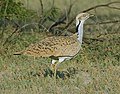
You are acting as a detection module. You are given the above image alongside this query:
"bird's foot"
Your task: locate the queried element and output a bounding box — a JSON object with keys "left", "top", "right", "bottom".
{"left": 50, "top": 64, "right": 55, "bottom": 72}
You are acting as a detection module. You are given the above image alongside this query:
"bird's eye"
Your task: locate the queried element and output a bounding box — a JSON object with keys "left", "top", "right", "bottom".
{"left": 83, "top": 14, "right": 87, "bottom": 17}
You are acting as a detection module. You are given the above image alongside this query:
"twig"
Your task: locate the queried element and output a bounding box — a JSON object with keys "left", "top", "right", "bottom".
{"left": 48, "top": 0, "right": 76, "bottom": 31}
{"left": 2, "top": 23, "right": 48, "bottom": 46}
{"left": 0, "top": 0, "right": 9, "bottom": 37}
{"left": 39, "top": 0, "right": 43, "bottom": 15}
{"left": 63, "top": 17, "right": 75, "bottom": 29}
{"left": 53, "top": 1, "right": 120, "bottom": 30}
{"left": 3, "top": 28, "right": 18, "bottom": 46}
{"left": 82, "top": 1, "right": 120, "bottom": 12}
{"left": 107, "top": 6, "right": 120, "bottom": 10}
{"left": 38, "top": 0, "right": 55, "bottom": 28}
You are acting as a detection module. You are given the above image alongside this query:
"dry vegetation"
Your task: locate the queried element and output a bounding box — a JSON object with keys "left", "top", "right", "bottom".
{"left": 0, "top": 0, "right": 120, "bottom": 94}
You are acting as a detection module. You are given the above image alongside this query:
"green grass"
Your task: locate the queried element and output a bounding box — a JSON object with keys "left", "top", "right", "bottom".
{"left": 0, "top": 26, "right": 119, "bottom": 94}
{"left": 0, "top": 0, "right": 120, "bottom": 94}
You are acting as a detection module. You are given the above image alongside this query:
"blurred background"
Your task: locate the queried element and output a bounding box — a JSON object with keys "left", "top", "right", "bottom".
{"left": 0, "top": 0, "right": 120, "bottom": 94}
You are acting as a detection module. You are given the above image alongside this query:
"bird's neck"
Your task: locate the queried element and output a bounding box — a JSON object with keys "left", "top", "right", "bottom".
{"left": 76, "top": 20, "right": 85, "bottom": 44}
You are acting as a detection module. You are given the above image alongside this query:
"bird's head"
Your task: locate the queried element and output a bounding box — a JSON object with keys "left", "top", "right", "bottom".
{"left": 76, "top": 12, "right": 94, "bottom": 26}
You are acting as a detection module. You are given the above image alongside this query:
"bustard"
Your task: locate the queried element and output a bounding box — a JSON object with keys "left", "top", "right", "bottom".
{"left": 14, "top": 13, "right": 93, "bottom": 78}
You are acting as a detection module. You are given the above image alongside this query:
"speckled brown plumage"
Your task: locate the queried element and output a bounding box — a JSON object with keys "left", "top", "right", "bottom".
{"left": 14, "top": 35, "right": 81, "bottom": 58}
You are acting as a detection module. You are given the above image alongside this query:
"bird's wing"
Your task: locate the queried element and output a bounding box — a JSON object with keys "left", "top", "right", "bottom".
{"left": 22, "top": 36, "right": 80, "bottom": 57}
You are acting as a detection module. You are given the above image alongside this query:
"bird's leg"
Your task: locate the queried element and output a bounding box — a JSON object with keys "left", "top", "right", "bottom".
{"left": 54, "top": 62, "right": 57, "bottom": 79}
{"left": 51, "top": 59, "right": 57, "bottom": 77}
{"left": 51, "top": 64, "right": 57, "bottom": 78}
{"left": 51, "top": 63, "right": 55, "bottom": 71}
{"left": 54, "top": 61, "right": 62, "bottom": 79}
{"left": 53, "top": 62, "right": 59, "bottom": 94}
{"left": 54, "top": 60, "right": 64, "bottom": 79}
{"left": 52, "top": 57, "right": 66, "bottom": 79}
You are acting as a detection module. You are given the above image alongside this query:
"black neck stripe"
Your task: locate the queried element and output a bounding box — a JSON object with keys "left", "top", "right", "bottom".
{"left": 76, "top": 21, "right": 81, "bottom": 33}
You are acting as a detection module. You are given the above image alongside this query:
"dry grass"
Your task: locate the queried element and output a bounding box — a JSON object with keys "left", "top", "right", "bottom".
{"left": 0, "top": 26, "right": 119, "bottom": 94}
{"left": 0, "top": 0, "right": 120, "bottom": 94}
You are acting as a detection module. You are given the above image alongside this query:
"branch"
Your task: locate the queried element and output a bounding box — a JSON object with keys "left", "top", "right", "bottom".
{"left": 82, "top": 1, "right": 120, "bottom": 12}
{"left": 39, "top": 0, "right": 44, "bottom": 15}
{"left": 3, "top": 28, "right": 18, "bottom": 46}
{"left": 3, "top": 23, "right": 47, "bottom": 46}
{"left": 52, "top": 1, "right": 120, "bottom": 30}
{"left": 48, "top": 0, "right": 76, "bottom": 31}
{"left": 107, "top": 6, "right": 120, "bottom": 10}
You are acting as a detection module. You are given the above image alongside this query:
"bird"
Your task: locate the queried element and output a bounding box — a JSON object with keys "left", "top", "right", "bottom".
{"left": 14, "top": 12, "right": 93, "bottom": 79}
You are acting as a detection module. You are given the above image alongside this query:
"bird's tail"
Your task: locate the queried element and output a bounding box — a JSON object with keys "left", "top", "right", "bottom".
{"left": 13, "top": 51, "right": 24, "bottom": 55}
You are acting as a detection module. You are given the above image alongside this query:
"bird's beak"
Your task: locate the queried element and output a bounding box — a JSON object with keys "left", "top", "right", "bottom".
{"left": 90, "top": 14, "right": 94, "bottom": 17}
